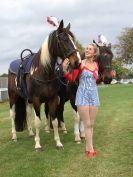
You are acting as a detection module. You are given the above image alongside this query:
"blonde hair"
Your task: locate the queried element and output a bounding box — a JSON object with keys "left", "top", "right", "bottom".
{"left": 89, "top": 43, "right": 99, "bottom": 58}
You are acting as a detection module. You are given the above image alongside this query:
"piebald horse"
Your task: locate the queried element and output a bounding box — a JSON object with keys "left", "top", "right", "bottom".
{"left": 8, "top": 20, "right": 81, "bottom": 150}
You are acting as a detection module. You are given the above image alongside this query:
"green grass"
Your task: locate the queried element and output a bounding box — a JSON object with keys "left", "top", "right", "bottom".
{"left": 0, "top": 84, "right": 133, "bottom": 177}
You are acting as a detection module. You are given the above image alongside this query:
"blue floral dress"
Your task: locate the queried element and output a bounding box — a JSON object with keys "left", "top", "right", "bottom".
{"left": 75, "top": 68, "right": 100, "bottom": 106}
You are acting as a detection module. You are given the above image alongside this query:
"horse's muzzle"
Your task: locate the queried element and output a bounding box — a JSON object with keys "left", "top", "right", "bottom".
{"left": 103, "top": 77, "right": 112, "bottom": 84}
{"left": 73, "top": 61, "right": 81, "bottom": 69}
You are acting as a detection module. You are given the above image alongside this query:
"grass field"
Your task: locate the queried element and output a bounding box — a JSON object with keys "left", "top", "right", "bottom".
{"left": 0, "top": 84, "right": 133, "bottom": 177}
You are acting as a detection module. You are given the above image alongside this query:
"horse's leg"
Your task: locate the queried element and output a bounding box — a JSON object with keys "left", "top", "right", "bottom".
{"left": 8, "top": 73, "right": 27, "bottom": 141}
{"left": 60, "top": 120, "right": 67, "bottom": 134}
{"left": 33, "top": 98, "right": 42, "bottom": 150}
{"left": 26, "top": 103, "right": 34, "bottom": 137}
{"left": 44, "top": 116, "right": 50, "bottom": 133}
{"left": 57, "top": 100, "right": 67, "bottom": 134}
{"left": 73, "top": 110, "right": 85, "bottom": 141}
{"left": 10, "top": 96, "right": 27, "bottom": 140}
{"left": 69, "top": 97, "right": 81, "bottom": 144}
{"left": 72, "top": 109, "right": 81, "bottom": 144}
{"left": 44, "top": 103, "right": 50, "bottom": 133}
{"left": 8, "top": 73, "right": 17, "bottom": 141}
{"left": 79, "top": 120, "right": 85, "bottom": 139}
{"left": 10, "top": 103, "right": 17, "bottom": 141}
{"left": 49, "top": 96, "right": 64, "bottom": 149}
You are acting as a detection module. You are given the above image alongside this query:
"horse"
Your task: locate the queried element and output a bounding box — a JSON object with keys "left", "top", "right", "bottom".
{"left": 44, "top": 42, "right": 115, "bottom": 143}
{"left": 8, "top": 20, "right": 81, "bottom": 150}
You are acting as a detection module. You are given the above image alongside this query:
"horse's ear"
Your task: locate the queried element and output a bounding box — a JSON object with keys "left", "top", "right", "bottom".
{"left": 66, "top": 23, "right": 71, "bottom": 32}
{"left": 57, "top": 20, "right": 64, "bottom": 33}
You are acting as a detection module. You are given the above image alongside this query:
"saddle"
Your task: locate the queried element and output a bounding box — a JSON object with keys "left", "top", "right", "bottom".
{"left": 9, "top": 49, "right": 35, "bottom": 100}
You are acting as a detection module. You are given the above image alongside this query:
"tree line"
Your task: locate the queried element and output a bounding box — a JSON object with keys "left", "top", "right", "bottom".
{"left": 113, "top": 27, "right": 133, "bottom": 80}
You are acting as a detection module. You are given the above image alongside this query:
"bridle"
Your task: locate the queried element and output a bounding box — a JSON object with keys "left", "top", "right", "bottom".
{"left": 31, "top": 55, "right": 79, "bottom": 87}
{"left": 31, "top": 31, "right": 78, "bottom": 86}
{"left": 55, "top": 31, "right": 78, "bottom": 59}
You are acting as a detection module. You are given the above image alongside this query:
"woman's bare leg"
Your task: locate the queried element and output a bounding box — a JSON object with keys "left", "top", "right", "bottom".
{"left": 89, "top": 106, "right": 98, "bottom": 139}
{"left": 77, "top": 106, "right": 94, "bottom": 152}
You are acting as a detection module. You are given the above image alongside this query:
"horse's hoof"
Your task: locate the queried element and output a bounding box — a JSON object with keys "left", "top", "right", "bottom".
{"left": 56, "top": 146, "right": 64, "bottom": 150}
{"left": 35, "top": 147, "right": 43, "bottom": 152}
{"left": 80, "top": 136, "right": 85, "bottom": 139}
{"left": 75, "top": 141, "right": 81, "bottom": 144}
{"left": 29, "top": 134, "right": 35, "bottom": 138}
{"left": 80, "top": 133, "right": 85, "bottom": 139}
{"left": 45, "top": 130, "right": 50, "bottom": 133}
{"left": 63, "top": 130, "right": 67, "bottom": 134}
{"left": 12, "top": 139, "right": 17, "bottom": 142}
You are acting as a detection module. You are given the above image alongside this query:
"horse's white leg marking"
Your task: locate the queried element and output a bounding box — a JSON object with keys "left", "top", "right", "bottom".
{"left": 60, "top": 121, "right": 67, "bottom": 134}
{"left": 10, "top": 105, "right": 17, "bottom": 141}
{"left": 52, "top": 118, "right": 63, "bottom": 148}
{"left": 34, "top": 112, "right": 42, "bottom": 149}
{"left": 26, "top": 103, "right": 34, "bottom": 136}
{"left": 44, "top": 115, "right": 50, "bottom": 133}
{"left": 79, "top": 120, "right": 85, "bottom": 138}
{"left": 73, "top": 109, "right": 81, "bottom": 143}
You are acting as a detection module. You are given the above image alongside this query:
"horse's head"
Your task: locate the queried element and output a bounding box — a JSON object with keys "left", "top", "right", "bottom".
{"left": 48, "top": 20, "right": 81, "bottom": 69}
{"left": 97, "top": 45, "right": 115, "bottom": 84}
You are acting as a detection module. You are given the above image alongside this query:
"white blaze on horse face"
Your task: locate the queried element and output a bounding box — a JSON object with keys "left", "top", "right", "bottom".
{"left": 40, "top": 37, "right": 51, "bottom": 69}
{"left": 68, "top": 35, "right": 81, "bottom": 63}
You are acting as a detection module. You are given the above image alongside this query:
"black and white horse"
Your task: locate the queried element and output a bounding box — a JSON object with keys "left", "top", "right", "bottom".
{"left": 8, "top": 20, "right": 81, "bottom": 150}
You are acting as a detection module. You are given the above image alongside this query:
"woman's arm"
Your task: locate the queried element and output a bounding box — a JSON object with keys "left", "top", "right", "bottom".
{"left": 64, "top": 69, "right": 80, "bottom": 82}
{"left": 63, "top": 58, "right": 81, "bottom": 82}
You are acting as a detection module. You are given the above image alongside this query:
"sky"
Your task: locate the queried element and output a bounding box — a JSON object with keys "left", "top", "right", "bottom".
{"left": 0, "top": 0, "right": 133, "bottom": 74}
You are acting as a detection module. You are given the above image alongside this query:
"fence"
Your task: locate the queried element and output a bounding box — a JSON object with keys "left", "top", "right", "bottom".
{"left": 0, "top": 77, "right": 8, "bottom": 102}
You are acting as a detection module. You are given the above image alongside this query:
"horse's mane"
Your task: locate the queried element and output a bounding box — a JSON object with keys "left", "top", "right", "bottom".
{"left": 40, "top": 36, "right": 51, "bottom": 69}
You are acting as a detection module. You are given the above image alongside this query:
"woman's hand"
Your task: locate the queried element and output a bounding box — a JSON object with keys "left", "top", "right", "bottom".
{"left": 62, "top": 58, "right": 70, "bottom": 73}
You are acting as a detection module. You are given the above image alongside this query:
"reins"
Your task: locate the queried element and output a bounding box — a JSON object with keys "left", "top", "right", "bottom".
{"left": 31, "top": 58, "right": 77, "bottom": 87}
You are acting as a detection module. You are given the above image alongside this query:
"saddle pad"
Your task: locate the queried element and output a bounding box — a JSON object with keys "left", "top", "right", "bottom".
{"left": 9, "top": 54, "right": 35, "bottom": 74}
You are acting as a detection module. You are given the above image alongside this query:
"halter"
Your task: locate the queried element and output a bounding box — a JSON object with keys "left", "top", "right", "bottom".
{"left": 56, "top": 31, "right": 78, "bottom": 59}
{"left": 31, "top": 30, "right": 78, "bottom": 86}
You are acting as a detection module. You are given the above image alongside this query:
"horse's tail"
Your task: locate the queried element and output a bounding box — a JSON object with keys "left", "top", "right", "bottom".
{"left": 15, "top": 96, "right": 27, "bottom": 132}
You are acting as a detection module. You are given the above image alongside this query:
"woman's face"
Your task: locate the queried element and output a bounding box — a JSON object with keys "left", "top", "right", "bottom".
{"left": 85, "top": 44, "right": 95, "bottom": 58}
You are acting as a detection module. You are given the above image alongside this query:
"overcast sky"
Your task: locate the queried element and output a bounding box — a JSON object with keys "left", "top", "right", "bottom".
{"left": 0, "top": 0, "right": 133, "bottom": 74}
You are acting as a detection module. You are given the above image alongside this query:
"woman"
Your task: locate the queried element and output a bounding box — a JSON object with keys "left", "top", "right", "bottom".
{"left": 63, "top": 43, "right": 100, "bottom": 158}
